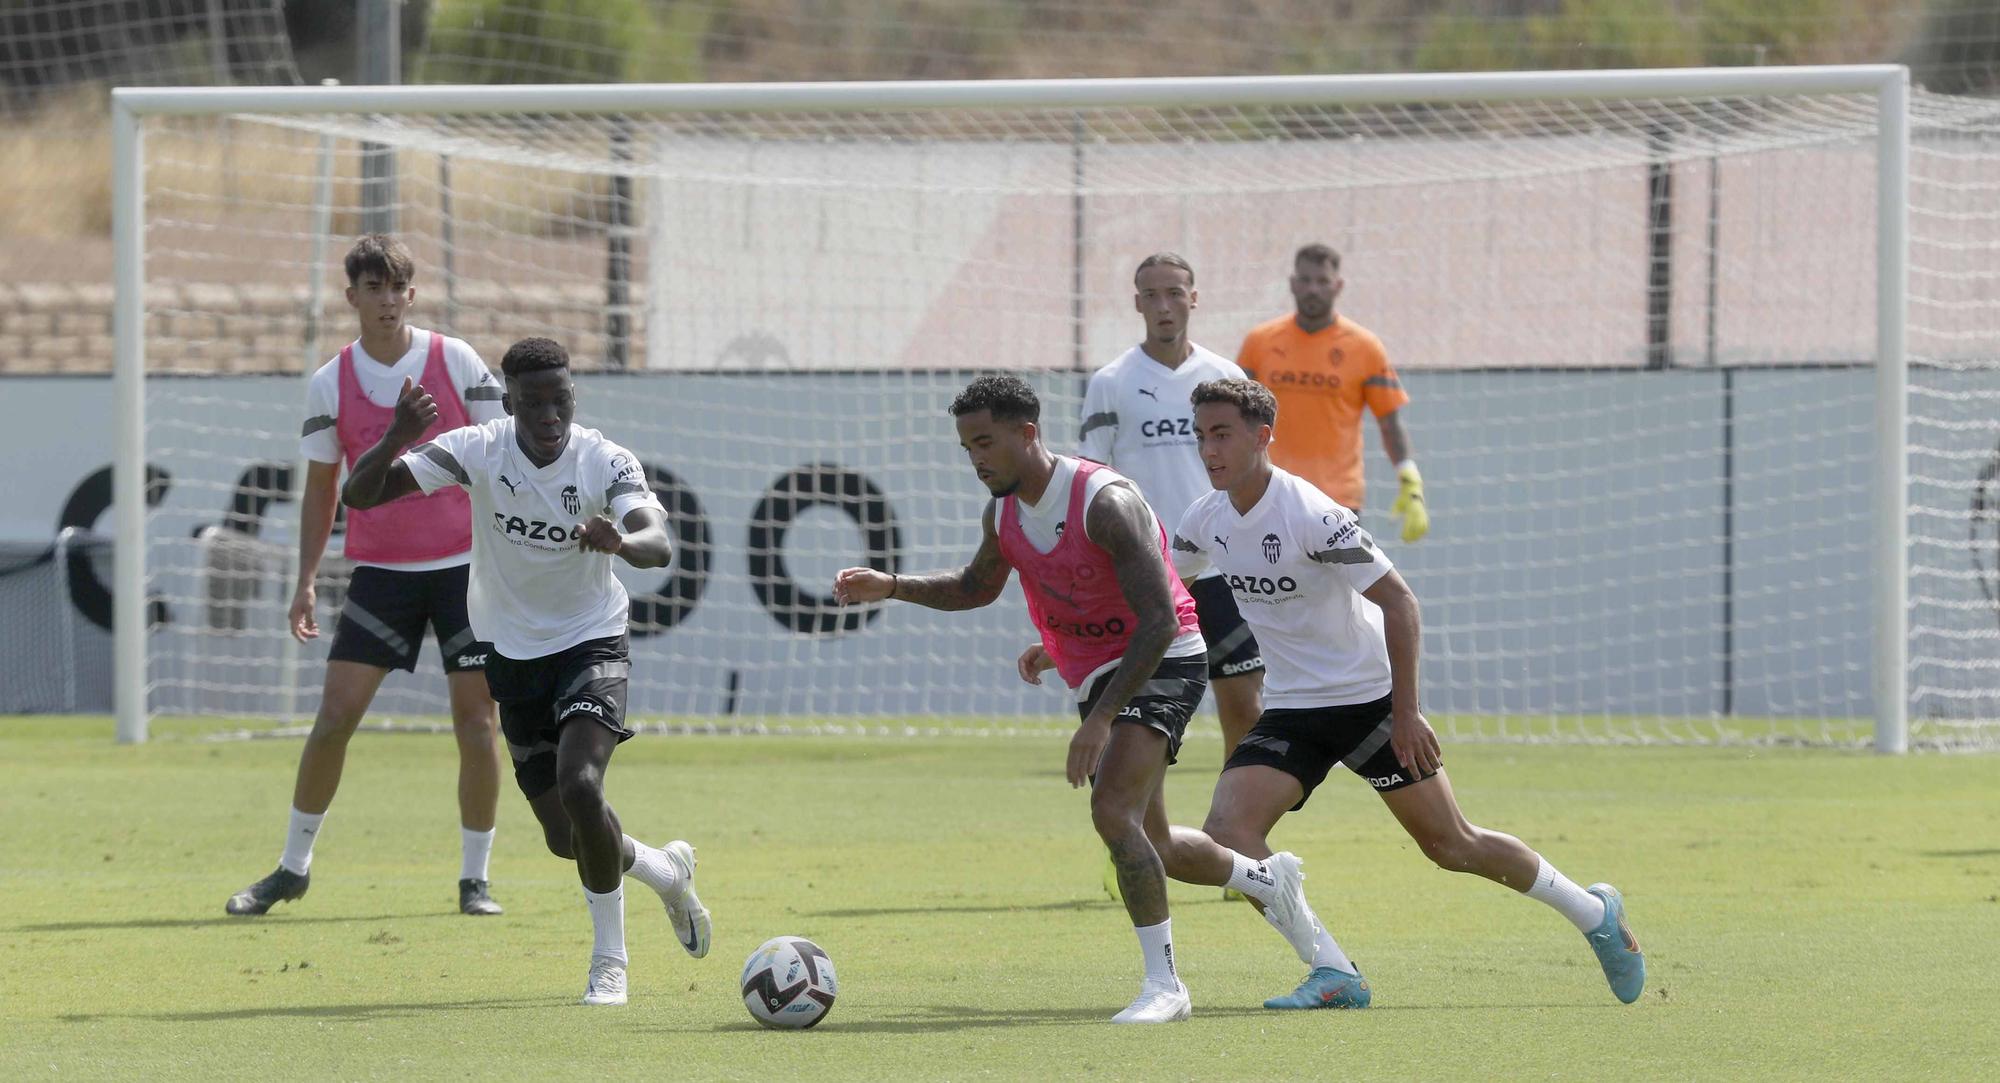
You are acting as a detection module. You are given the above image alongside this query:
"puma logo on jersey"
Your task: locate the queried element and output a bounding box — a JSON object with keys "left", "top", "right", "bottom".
{"left": 1213, "top": 535, "right": 1230, "bottom": 553}
{"left": 1137, "top": 387, "right": 1158, "bottom": 400}
{"left": 498, "top": 474, "right": 521, "bottom": 496}
{"left": 1035, "top": 580, "right": 1079, "bottom": 606}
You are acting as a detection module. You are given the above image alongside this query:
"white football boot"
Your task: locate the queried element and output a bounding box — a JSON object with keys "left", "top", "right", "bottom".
{"left": 1111, "top": 979, "right": 1192, "bottom": 1024}
{"left": 660, "top": 840, "right": 711, "bottom": 959}
{"left": 1261, "top": 851, "right": 1322, "bottom": 965}
{"left": 581, "top": 956, "right": 628, "bottom": 1006}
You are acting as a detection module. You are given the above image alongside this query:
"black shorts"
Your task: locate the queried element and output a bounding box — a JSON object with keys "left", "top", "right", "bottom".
{"left": 328, "top": 564, "right": 490, "bottom": 673}
{"left": 483, "top": 634, "right": 634, "bottom": 800}
{"left": 1078, "top": 655, "right": 1208, "bottom": 766}
{"left": 1188, "top": 575, "right": 1264, "bottom": 680}
{"left": 1223, "top": 694, "right": 1440, "bottom": 809}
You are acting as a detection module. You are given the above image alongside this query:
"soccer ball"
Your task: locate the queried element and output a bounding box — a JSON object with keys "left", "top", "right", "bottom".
{"left": 741, "top": 936, "right": 838, "bottom": 1029}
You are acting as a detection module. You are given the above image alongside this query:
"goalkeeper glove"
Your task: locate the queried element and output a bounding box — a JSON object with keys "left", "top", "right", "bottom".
{"left": 1390, "top": 461, "right": 1429, "bottom": 543}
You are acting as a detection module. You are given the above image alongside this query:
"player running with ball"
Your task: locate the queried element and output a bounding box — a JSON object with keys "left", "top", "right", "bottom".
{"left": 1174, "top": 377, "right": 1646, "bottom": 1008}
{"left": 344, "top": 337, "right": 711, "bottom": 1007}
{"left": 834, "top": 374, "right": 1337, "bottom": 1024}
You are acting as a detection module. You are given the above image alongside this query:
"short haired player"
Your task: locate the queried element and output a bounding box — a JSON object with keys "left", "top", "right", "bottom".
{"left": 1078, "top": 252, "right": 1267, "bottom": 903}
{"left": 1236, "top": 243, "right": 1429, "bottom": 540}
{"left": 834, "top": 374, "right": 1338, "bottom": 1023}
{"left": 343, "top": 336, "right": 712, "bottom": 1007}
{"left": 1174, "top": 377, "right": 1645, "bottom": 1008}
{"left": 226, "top": 234, "right": 507, "bottom": 919}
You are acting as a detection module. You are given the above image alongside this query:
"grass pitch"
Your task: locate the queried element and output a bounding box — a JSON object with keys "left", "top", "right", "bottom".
{"left": 2, "top": 716, "right": 1996, "bottom": 1080}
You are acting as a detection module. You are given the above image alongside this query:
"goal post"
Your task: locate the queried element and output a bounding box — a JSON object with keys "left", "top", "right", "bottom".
{"left": 110, "top": 66, "right": 1938, "bottom": 747}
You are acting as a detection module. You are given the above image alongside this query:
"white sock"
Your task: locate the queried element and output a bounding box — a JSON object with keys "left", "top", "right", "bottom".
{"left": 623, "top": 836, "right": 682, "bottom": 897}
{"left": 1525, "top": 856, "right": 1606, "bottom": 933}
{"left": 1134, "top": 919, "right": 1178, "bottom": 987}
{"left": 584, "top": 885, "right": 627, "bottom": 965}
{"left": 1309, "top": 922, "right": 1357, "bottom": 975}
{"left": 460, "top": 826, "right": 495, "bottom": 882}
{"left": 278, "top": 808, "right": 324, "bottom": 876}
{"left": 1224, "top": 851, "right": 1278, "bottom": 904}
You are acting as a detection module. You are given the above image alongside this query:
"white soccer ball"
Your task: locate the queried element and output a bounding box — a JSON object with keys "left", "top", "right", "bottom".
{"left": 741, "top": 936, "right": 838, "bottom": 1029}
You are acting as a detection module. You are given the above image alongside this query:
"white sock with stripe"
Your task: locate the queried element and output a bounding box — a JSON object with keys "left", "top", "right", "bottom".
{"left": 1134, "top": 919, "right": 1178, "bottom": 987}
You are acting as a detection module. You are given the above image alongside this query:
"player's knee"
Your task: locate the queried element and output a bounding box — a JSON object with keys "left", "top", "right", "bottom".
{"left": 1201, "top": 811, "right": 1253, "bottom": 853}
{"left": 304, "top": 703, "right": 366, "bottom": 746}
{"left": 555, "top": 767, "right": 606, "bottom": 817}
{"left": 450, "top": 708, "right": 498, "bottom": 742}
{"left": 1088, "top": 791, "right": 1143, "bottom": 842}
{"left": 1416, "top": 826, "right": 1479, "bottom": 872}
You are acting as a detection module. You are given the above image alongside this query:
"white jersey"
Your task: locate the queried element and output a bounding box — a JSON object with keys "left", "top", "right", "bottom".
{"left": 1174, "top": 467, "right": 1395, "bottom": 708}
{"left": 1013, "top": 456, "right": 1208, "bottom": 701}
{"left": 299, "top": 328, "right": 504, "bottom": 572}
{"left": 401, "top": 417, "right": 665, "bottom": 661}
{"left": 1077, "top": 342, "right": 1245, "bottom": 579}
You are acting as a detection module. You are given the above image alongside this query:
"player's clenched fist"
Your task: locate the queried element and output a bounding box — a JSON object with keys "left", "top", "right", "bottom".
{"left": 576, "top": 514, "right": 623, "bottom": 554}
{"left": 387, "top": 375, "right": 438, "bottom": 446}
{"left": 832, "top": 567, "right": 893, "bottom": 605}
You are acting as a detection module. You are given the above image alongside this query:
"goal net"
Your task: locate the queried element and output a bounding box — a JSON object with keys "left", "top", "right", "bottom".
{"left": 110, "top": 69, "right": 2000, "bottom": 749}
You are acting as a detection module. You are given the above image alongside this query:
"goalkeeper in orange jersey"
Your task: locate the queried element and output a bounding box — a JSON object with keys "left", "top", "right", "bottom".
{"left": 1235, "top": 243, "right": 1429, "bottom": 542}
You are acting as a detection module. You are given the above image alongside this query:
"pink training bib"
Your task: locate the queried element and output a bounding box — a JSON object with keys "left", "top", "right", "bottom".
{"left": 335, "top": 331, "right": 474, "bottom": 564}
{"left": 997, "top": 458, "right": 1200, "bottom": 689}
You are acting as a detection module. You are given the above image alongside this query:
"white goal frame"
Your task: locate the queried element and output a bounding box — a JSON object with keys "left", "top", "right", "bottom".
{"left": 109, "top": 65, "right": 1912, "bottom": 749}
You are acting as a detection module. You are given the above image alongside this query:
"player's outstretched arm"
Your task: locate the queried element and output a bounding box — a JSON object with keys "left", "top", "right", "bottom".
{"left": 1362, "top": 568, "right": 1441, "bottom": 777}
{"left": 834, "top": 501, "right": 1010, "bottom": 611}
{"left": 1064, "top": 483, "right": 1181, "bottom": 787}
{"left": 576, "top": 507, "right": 673, "bottom": 569}
{"left": 342, "top": 376, "right": 434, "bottom": 510}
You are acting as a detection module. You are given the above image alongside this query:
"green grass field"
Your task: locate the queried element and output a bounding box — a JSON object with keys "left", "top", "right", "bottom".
{"left": 3, "top": 716, "right": 1996, "bottom": 1081}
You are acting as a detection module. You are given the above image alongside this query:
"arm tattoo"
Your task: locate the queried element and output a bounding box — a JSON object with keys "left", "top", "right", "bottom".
{"left": 889, "top": 501, "right": 1012, "bottom": 611}
{"left": 1079, "top": 483, "right": 1178, "bottom": 719}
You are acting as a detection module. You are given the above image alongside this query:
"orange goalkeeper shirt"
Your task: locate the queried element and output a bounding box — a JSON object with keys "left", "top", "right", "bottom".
{"left": 1236, "top": 313, "right": 1408, "bottom": 511}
